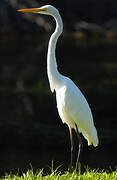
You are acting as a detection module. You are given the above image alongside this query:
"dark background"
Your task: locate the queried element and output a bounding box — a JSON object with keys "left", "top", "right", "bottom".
{"left": 0, "top": 0, "right": 117, "bottom": 177}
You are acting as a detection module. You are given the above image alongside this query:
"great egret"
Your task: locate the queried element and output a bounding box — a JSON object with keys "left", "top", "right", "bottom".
{"left": 18, "top": 5, "right": 99, "bottom": 172}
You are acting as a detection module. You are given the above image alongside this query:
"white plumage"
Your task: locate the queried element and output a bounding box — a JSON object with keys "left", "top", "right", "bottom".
{"left": 18, "top": 5, "right": 99, "bottom": 171}
{"left": 56, "top": 76, "right": 98, "bottom": 147}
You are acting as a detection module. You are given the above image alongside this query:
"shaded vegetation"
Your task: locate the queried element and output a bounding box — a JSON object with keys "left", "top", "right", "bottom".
{"left": 0, "top": 34, "right": 117, "bottom": 175}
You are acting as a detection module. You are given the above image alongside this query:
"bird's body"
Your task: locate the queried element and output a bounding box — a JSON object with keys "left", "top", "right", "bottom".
{"left": 18, "top": 5, "right": 99, "bottom": 171}
{"left": 56, "top": 76, "right": 98, "bottom": 147}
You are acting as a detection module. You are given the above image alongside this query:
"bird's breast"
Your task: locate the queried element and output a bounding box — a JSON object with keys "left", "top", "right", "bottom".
{"left": 56, "top": 86, "right": 75, "bottom": 128}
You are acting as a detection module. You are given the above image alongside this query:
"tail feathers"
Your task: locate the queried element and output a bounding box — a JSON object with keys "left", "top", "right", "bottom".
{"left": 83, "top": 126, "right": 99, "bottom": 147}
{"left": 79, "top": 125, "right": 99, "bottom": 147}
{"left": 91, "top": 126, "right": 99, "bottom": 147}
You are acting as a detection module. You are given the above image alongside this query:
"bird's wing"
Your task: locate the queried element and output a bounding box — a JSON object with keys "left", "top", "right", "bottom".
{"left": 56, "top": 77, "right": 98, "bottom": 146}
{"left": 65, "top": 79, "right": 93, "bottom": 128}
{"left": 56, "top": 78, "right": 93, "bottom": 130}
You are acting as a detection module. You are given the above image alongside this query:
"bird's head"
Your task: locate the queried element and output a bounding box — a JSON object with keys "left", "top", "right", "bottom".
{"left": 18, "top": 5, "right": 59, "bottom": 16}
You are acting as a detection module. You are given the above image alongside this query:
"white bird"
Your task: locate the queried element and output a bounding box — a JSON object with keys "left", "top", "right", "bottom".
{"left": 18, "top": 5, "right": 99, "bottom": 172}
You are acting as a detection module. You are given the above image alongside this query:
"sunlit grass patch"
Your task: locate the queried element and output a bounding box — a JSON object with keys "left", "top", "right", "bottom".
{"left": 2, "top": 167, "right": 117, "bottom": 180}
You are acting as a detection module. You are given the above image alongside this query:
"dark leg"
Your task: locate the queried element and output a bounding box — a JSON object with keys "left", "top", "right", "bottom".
{"left": 75, "top": 124, "right": 82, "bottom": 172}
{"left": 69, "top": 127, "right": 73, "bottom": 172}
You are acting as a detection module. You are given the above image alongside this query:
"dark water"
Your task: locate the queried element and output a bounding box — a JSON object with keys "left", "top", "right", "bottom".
{"left": 0, "top": 34, "right": 117, "bottom": 176}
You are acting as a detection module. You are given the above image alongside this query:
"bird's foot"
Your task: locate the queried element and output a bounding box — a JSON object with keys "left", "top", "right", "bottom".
{"left": 68, "top": 165, "right": 74, "bottom": 173}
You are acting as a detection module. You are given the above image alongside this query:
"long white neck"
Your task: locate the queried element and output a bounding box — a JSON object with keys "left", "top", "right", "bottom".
{"left": 47, "top": 11, "right": 63, "bottom": 92}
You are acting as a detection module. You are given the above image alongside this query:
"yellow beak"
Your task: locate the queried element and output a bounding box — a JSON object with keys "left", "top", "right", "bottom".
{"left": 17, "top": 7, "right": 46, "bottom": 13}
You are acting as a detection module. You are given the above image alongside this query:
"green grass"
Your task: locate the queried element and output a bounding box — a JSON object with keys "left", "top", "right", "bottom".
{"left": 2, "top": 167, "right": 117, "bottom": 180}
